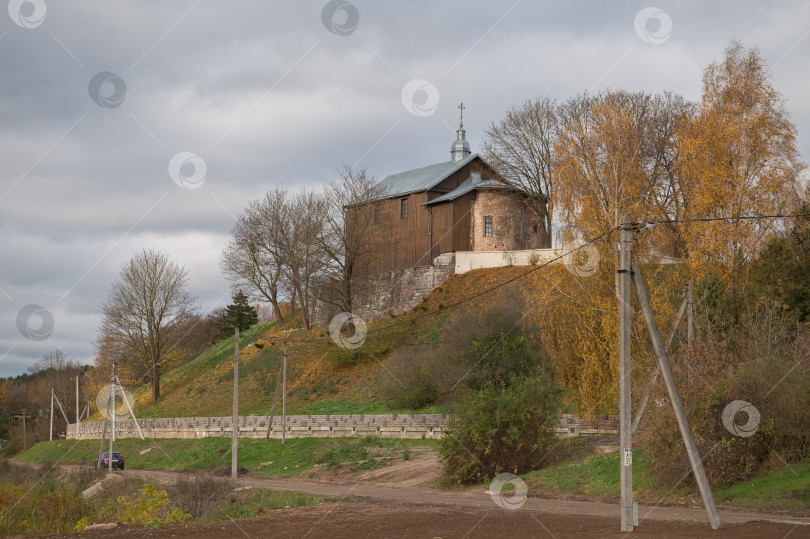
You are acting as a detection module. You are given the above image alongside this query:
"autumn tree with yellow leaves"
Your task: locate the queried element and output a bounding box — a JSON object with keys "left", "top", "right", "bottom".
{"left": 494, "top": 41, "right": 804, "bottom": 413}
{"left": 678, "top": 40, "right": 803, "bottom": 316}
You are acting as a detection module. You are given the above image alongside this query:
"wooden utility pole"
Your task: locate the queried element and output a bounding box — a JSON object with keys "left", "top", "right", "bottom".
{"left": 282, "top": 345, "right": 287, "bottom": 445}
{"left": 76, "top": 375, "right": 80, "bottom": 430}
{"left": 232, "top": 327, "right": 240, "bottom": 481}
{"left": 632, "top": 263, "right": 723, "bottom": 530}
{"left": 617, "top": 215, "right": 634, "bottom": 532}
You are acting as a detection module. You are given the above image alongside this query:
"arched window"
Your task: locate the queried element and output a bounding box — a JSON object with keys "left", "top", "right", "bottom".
{"left": 484, "top": 216, "right": 493, "bottom": 237}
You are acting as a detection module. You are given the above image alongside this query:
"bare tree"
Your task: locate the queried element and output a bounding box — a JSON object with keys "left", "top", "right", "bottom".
{"left": 274, "top": 190, "right": 327, "bottom": 331}
{"left": 482, "top": 97, "right": 559, "bottom": 248}
{"left": 28, "top": 349, "right": 77, "bottom": 374}
{"left": 318, "top": 164, "right": 388, "bottom": 313}
{"left": 221, "top": 191, "right": 288, "bottom": 320}
{"left": 99, "top": 249, "right": 197, "bottom": 402}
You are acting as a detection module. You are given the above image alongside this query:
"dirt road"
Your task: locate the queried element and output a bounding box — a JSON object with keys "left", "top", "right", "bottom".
{"left": 57, "top": 498, "right": 808, "bottom": 539}
{"left": 64, "top": 466, "right": 803, "bottom": 538}
{"left": 36, "top": 455, "right": 809, "bottom": 538}
{"left": 121, "top": 467, "right": 810, "bottom": 527}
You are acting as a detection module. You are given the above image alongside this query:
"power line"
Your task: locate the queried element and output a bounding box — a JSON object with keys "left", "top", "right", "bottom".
{"left": 269, "top": 225, "right": 620, "bottom": 347}
{"left": 266, "top": 209, "right": 810, "bottom": 349}
{"left": 638, "top": 211, "right": 810, "bottom": 226}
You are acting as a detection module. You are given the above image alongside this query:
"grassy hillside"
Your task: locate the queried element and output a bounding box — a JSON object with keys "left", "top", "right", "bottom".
{"left": 17, "top": 437, "right": 438, "bottom": 478}
{"left": 106, "top": 266, "right": 532, "bottom": 419}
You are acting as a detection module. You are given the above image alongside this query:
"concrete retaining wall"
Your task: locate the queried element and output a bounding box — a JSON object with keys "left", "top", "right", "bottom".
{"left": 67, "top": 414, "right": 449, "bottom": 441}
{"left": 454, "top": 248, "right": 567, "bottom": 274}
{"left": 66, "top": 413, "right": 617, "bottom": 440}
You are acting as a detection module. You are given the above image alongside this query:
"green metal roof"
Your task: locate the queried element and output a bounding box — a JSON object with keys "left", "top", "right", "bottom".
{"left": 376, "top": 153, "right": 479, "bottom": 199}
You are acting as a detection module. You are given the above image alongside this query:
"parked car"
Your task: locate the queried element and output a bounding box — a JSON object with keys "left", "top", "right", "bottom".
{"left": 95, "top": 451, "right": 124, "bottom": 470}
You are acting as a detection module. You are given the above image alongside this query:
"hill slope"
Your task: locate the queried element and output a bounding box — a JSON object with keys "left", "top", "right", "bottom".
{"left": 115, "top": 266, "right": 532, "bottom": 419}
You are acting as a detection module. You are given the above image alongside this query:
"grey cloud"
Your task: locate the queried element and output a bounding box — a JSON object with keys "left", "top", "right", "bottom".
{"left": 1, "top": 0, "right": 808, "bottom": 376}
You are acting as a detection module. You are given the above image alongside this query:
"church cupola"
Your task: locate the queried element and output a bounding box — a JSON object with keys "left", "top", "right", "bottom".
{"left": 450, "top": 102, "right": 471, "bottom": 162}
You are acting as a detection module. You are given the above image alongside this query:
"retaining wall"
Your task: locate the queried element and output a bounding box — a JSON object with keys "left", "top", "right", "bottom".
{"left": 66, "top": 413, "right": 617, "bottom": 441}
{"left": 310, "top": 253, "right": 455, "bottom": 326}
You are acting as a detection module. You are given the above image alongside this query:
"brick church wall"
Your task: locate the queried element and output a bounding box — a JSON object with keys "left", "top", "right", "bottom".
{"left": 471, "top": 190, "right": 545, "bottom": 251}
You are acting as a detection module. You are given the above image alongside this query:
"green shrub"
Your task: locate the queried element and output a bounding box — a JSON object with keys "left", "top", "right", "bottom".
{"left": 440, "top": 376, "right": 563, "bottom": 485}
{"left": 0, "top": 465, "right": 91, "bottom": 535}
{"left": 96, "top": 484, "right": 191, "bottom": 527}
{"left": 386, "top": 362, "right": 439, "bottom": 410}
{"left": 379, "top": 285, "right": 551, "bottom": 409}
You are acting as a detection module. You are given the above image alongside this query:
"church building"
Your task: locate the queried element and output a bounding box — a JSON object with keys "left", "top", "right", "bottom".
{"left": 363, "top": 105, "right": 545, "bottom": 275}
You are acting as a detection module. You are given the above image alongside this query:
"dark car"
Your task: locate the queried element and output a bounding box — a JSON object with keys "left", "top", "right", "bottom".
{"left": 95, "top": 451, "right": 124, "bottom": 470}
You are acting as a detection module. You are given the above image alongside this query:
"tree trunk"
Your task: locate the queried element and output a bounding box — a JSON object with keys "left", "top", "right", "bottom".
{"left": 151, "top": 359, "right": 160, "bottom": 402}
{"left": 343, "top": 274, "right": 352, "bottom": 314}
{"left": 296, "top": 285, "right": 310, "bottom": 331}
{"left": 272, "top": 301, "right": 283, "bottom": 321}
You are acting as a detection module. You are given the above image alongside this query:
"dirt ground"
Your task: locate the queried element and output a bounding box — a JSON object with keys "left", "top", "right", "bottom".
{"left": 25, "top": 452, "right": 810, "bottom": 538}
{"left": 303, "top": 451, "right": 441, "bottom": 487}
{"left": 35, "top": 499, "right": 807, "bottom": 539}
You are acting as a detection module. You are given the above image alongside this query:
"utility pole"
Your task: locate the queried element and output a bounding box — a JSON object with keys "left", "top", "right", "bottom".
{"left": 50, "top": 388, "right": 54, "bottom": 442}
{"left": 97, "top": 382, "right": 113, "bottom": 470}
{"left": 632, "top": 296, "right": 689, "bottom": 433}
{"left": 109, "top": 362, "right": 116, "bottom": 473}
{"left": 76, "top": 375, "right": 80, "bottom": 431}
{"left": 232, "top": 327, "right": 240, "bottom": 481}
{"left": 282, "top": 345, "right": 287, "bottom": 445}
{"left": 114, "top": 374, "right": 145, "bottom": 440}
{"left": 617, "top": 215, "right": 634, "bottom": 532}
{"left": 632, "top": 263, "right": 723, "bottom": 530}
{"left": 265, "top": 357, "right": 284, "bottom": 440}
{"left": 22, "top": 412, "right": 26, "bottom": 450}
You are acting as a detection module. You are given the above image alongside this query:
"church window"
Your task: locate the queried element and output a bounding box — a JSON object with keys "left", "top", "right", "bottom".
{"left": 533, "top": 224, "right": 538, "bottom": 233}
{"left": 400, "top": 198, "right": 408, "bottom": 219}
{"left": 484, "top": 216, "right": 493, "bottom": 237}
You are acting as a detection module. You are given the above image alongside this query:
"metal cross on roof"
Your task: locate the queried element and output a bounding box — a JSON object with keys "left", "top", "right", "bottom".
{"left": 458, "top": 102, "right": 465, "bottom": 128}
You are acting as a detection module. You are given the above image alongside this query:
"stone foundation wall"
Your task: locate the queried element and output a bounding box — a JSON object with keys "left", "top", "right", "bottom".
{"left": 66, "top": 413, "right": 617, "bottom": 440}
{"left": 310, "top": 253, "right": 455, "bottom": 326}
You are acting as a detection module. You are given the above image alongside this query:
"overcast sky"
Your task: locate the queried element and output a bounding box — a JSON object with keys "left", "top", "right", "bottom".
{"left": 1, "top": 0, "right": 808, "bottom": 377}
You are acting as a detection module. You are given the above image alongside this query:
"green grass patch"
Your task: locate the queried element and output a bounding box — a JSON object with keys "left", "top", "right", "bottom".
{"left": 17, "top": 436, "right": 439, "bottom": 478}
{"left": 715, "top": 459, "right": 810, "bottom": 509}
{"left": 524, "top": 449, "right": 810, "bottom": 511}
{"left": 285, "top": 399, "right": 448, "bottom": 415}
{"left": 524, "top": 450, "right": 653, "bottom": 500}
{"left": 204, "top": 489, "right": 324, "bottom": 521}
{"left": 122, "top": 322, "right": 276, "bottom": 419}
